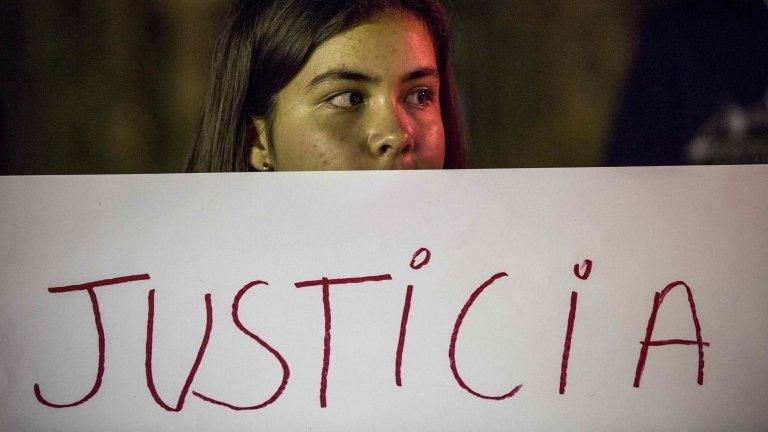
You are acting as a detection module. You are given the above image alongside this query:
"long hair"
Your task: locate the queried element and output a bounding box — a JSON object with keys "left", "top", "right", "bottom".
{"left": 185, "top": 0, "right": 466, "bottom": 172}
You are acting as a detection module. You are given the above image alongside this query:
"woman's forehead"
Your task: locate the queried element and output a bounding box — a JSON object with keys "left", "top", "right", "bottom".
{"left": 294, "top": 10, "right": 438, "bottom": 87}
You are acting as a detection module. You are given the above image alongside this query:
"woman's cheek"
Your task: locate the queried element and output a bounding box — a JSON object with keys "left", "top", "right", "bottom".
{"left": 300, "top": 118, "right": 364, "bottom": 170}
{"left": 321, "top": 115, "right": 371, "bottom": 163}
{"left": 415, "top": 115, "right": 445, "bottom": 168}
{"left": 274, "top": 110, "right": 344, "bottom": 170}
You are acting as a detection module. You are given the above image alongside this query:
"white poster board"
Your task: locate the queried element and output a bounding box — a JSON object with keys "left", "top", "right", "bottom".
{"left": 1, "top": 166, "right": 767, "bottom": 431}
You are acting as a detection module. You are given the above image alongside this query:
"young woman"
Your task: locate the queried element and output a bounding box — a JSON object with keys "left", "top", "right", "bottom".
{"left": 185, "top": 0, "right": 465, "bottom": 172}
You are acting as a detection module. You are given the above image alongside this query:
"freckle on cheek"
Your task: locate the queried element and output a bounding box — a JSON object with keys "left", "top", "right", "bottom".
{"left": 310, "top": 143, "right": 332, "bottom": 169}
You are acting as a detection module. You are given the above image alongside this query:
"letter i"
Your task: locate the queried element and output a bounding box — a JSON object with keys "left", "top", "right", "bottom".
{"left": 559, "top": 259, "right": 592, "bottom": 395}
{"left": 395, "top": 247, "right": 431, "bottom": 387}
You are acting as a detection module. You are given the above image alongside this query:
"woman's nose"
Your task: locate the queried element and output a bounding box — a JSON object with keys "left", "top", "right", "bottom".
{"left": 366, "top": 101, "right": 414, "bottom": 163}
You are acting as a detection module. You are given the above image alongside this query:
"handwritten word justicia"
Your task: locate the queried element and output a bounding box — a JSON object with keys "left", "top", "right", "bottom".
{"left": 33, "top": 248, "right": 709, "bottom": 411}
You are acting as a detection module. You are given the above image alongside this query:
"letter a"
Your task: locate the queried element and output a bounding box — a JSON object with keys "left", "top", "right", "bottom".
{"left": 633, "top": 281, "right": 710, "bottom": 387}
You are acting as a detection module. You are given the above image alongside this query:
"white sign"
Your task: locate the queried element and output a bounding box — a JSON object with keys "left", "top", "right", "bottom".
{"left": 1, "top": 166, "right": 767, "bottom": 431}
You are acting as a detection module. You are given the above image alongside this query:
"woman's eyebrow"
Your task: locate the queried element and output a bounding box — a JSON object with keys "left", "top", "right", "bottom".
{"left": 305, "top": 66, "right": 439, "bottom": 90}
{"left": 401, "top": 67, "right": 439, "bottom": 83}
{"left": 306, "top": 68, "right": 379, "bottom": 89}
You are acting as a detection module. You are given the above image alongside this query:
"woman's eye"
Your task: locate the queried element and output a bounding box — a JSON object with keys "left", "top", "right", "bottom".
{"left": 406, "top": 88, "right": 434, "bottom": 106}
{"left": 327, "top": 91, "right": 364, "bottom": 108}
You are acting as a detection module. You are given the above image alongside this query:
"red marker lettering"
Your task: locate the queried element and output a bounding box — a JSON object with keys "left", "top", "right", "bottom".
{"left": 295, "top": 274, "right": 393, "bottom": 408}
{"left": 559, "top": 291, "right": 578, "bottom": 394}
{"left": 633, "top": 280, "right": 710, "bottom": 387}
{"left": 449, "top": 272, "right": 522, "bottom": 400}
{"left": 145, "top": 289, "right": 213, "bottom": 411}
{"left": 573, "top": 259, "right": 592, "bottom": 280}
{"left": 560, "top": 259, "right": 592, "bottom": 394}
{"left": 34, "top": 274, "right": 150, "bottom": 408}
{"left": 409, "top": 247, "right": 431, "bottom": 270}
{"left": 396, "top": 247, "right": 432, "bottom": 387}
{"left": 193, "top": 280, "right": 290, "bottom": 410}
{"left": 395, "top": 285, "right": 414, "bottom": 387}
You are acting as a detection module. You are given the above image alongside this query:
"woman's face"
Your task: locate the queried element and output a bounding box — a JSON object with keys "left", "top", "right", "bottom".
{"left": 250, "top": 10, "right": 445, "bottom": 171}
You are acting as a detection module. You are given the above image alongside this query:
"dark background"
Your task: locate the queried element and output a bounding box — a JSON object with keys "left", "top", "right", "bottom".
{"left": 0, "top": 0, "right": 688, "bottom": 173}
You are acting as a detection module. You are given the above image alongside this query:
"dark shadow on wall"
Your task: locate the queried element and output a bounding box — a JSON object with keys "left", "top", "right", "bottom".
{"left": 449, "top": 0, "right": 661, "bottom": 168}
{"left": 1, "top": 1, "right": 228, "bottom": 174}
{"left": 607, "top": 0, "right": 768, "bottom": 166}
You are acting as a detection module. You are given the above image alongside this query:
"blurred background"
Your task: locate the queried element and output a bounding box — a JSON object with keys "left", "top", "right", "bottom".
{"left": 1, "top": 0, "right": 766, "bottom": 174}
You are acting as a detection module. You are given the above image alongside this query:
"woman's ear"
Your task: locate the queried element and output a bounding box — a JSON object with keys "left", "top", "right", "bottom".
{"left": 249, "top": 117, "right": 274, "bottom": 171}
